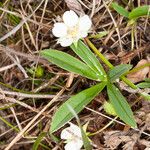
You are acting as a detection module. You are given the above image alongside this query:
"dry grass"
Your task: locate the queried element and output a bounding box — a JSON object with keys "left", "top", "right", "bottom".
{"left": 0, "top": 0, "right": 150, "bottom": 149}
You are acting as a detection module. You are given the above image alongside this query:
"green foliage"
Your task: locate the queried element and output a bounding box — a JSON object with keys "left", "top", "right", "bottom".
{"left": 137, "top": 82, "right": 150, "bottom": 88}
{"left": 108, "top": 64, "right": 132, "bottom": 82}
{"left": 129, "top": 5, "right": 150, "bottom": 20}
{"left": 107, "top": 82, "right": 137, "bottom": 128}
{"left": 67, "top": 104, "right": 92, "bottom": 150}
{"left": 32, "top": 132, "right": 47, "bottom": 150}
{"left": 81, "top": 127, "right": 92, "bottom": 150}
{"left": 89, "top": 31, "right": 108, "bottom": 39}
{"left": 50, "top": 82, "right": 106, "bottom": 133}
{"left": 41, "top": 49, "right": 101, "bottom": 81}
{"left": 7, "top": 13, "right": 20, "bottom": 26}
{"left": 136, "top": 79, "right": 150, "bottom": 99}
{"left": 27, "top": 65, "right": 44, "bottom": 78}
{"left": 141, "top": 92, "right": 150, "bottom": 101}
{"left": 41, "top": 40, "right": 139, "bottom": 133}
{"left": 0, "top": 2, "right": 20, "bottom": 26}
{"left": 111, "top": 2, "right": 129, "bottom": 18}
{"left": 145, "top": 78, "right": 150, "bottom": 82}
{"left": 103, "top": 101, "right": 117, "bottom": 116}
{"left": 112, "top": 3, "right": 150, "bottom": 21}
{"left": 71, "top": 40, "right": 106, "bottom": 81}
{"left": 35, "top": 66, "right": 44, "bottom": 78}
{"left": 0, "top": 115, "right": 19, "bottom": 132}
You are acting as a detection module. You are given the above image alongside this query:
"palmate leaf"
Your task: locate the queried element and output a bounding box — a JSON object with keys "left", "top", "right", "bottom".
{"left": 50, "top": 82, "right": 106, "bottom": 133}
{"left": 107, "top": 82, "right": 137, "bottom": 128}
{"left": 70, "top": 40, "right": 106, "bottom": 81}
{"left": 41, "top": 49, "right": 101, "bottom": 81}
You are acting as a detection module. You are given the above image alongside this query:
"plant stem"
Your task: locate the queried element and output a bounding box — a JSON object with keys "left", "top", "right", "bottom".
{"left": 85, "top": 38, "right": 113, "bottom": 68}
{"left": 85, "top": 38, "right": 137, "bottom": 89}
{"left": 125, "top": 63, "right": 150, "bottom": 75}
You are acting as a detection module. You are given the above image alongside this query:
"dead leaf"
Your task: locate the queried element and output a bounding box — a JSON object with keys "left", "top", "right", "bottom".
{"left": 145, "top": 113, "right": 150, "bottom": 131}
{"left": 65, "top": 0, "right": 84, "bottom": 15}
{"left": 122, "top": 133, "right": 138, "bottom": 150}
{"left": 127, "top": 59, "right": 150, "bottom": 83}
{"left": 104, "top": 131, "right": 146, "bottom": 150}
{"left": 139, "top": 140, "right": 150, "bottom": 149}
{"left": 104, "top": 131, "right": 125, "bottom": 149}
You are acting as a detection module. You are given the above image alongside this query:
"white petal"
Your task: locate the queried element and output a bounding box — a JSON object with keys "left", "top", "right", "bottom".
{"left": 58, "top": 37, "right": 73, "bottom": 47}
{"left": 63, "top": 10, "right": 79, "bottom": 27}
{"left": 79, "top": 15, "right": 92, "bottom": 32}
{"left": 64, "top": 140, "right": 83, "bottom": 150}
{"left": 61, "top": 123, "right": 82, "bottom": 139}
{"left": 52, "top": 23, "right": 67, "bottom": 37}
{"left": 69, "top": 123, "right": 82, "bottom": 137}
{"left": 78, "top": 31, "right": 88, "bottom": 38}
{"left": 61, "top": 127, "right": 72, "bottom": 140}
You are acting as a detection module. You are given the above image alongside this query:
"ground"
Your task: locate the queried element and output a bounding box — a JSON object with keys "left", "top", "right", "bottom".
{"left": 0, "top": 0, "right": 150, "bottom": 150}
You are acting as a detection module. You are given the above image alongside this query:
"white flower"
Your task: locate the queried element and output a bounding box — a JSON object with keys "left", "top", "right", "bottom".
{"left": 60, "top": 123, "right": 83, "bottom": 150}
{"left": 52, "top": 10, "right": 92, "bottom": 47}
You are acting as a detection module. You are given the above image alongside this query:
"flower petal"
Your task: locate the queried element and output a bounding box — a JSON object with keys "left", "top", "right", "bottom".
{"left": 63, "top": 10, "right": 79, "bottom": 27}
{"left": 61, "top": 123, "right": 82, "bottom": 139}
{"left": 52, "top": 23, "right": 67, "bottom": 37}
{"left": 61, "top": 127, "right": 72, "bottom": 140}
{"left": 78, "top": 31, "right": 88, "bottom": 38}
{"left": 58, "top": 37, "right": 73, "bottom": 47}
{"left": 69, "top": 123, "right": 82, "bottom": 137}
{"left": 79, "top": 15, "right": 92, "bottom": 32}
{"left": 64, "top": 140, "right": 83, "bottom": 150}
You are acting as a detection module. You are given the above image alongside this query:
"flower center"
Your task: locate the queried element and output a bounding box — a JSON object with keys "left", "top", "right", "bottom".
{"left": 67, "top": 25, "right": 79, "bottom": 38}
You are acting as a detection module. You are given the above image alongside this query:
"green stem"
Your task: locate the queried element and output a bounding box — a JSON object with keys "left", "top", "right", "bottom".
{"left": 85, "top": 38, "right": 150, "bottom": 101}
{"left": 0, "top": 115, "right": 19, "bottom": 132}
{"left": 125, "top": 63, "right": 150, "bottom": 75}
{"left": 85, "top": 38, "right": 113, "bottom": 68}
{"left": 85, "top": 38, "right": 137, "bottom": 89}
{"left": 89, "top": 116, "right": 118, "bottom": 136}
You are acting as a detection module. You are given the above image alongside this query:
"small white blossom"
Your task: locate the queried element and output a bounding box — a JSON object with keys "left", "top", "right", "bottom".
{"left": 52, "top": 10, "right": 92, "bottom": 47}
{"left": 60, "top": 123, "right": 83, "bottom": 150}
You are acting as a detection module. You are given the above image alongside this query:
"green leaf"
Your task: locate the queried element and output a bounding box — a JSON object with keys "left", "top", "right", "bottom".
{"left": 141, "top": 92, "right": 150, "bottom": 101}
{"left": 137, "top": 82, "right": 150, "bottom": 88}
{"left": 108, "top": 64, "right": 132, "bottom": 82}
{"left": 81, "top": 127, "right": 92, "bottom": 150}
{"left": 32, "top": 132, "right": 46, "bottom": 150}
{"left": 145, "top": 78, "right": 150, "bottom": 82}
{"left": 107, "top": 82, "right": 137, "bottom": 128}
{"left": 41, "top": 49, "right": 100, "bottom": 81}
{"left": 103, "top": 101, "right": 117, "bottom": 116}
{"left": 111, "top": 2, "right": 129, "bottom": 18}
{"left": 66, "top": 105, "right": 92, "bottom": 150}
{"left": 70, "top": 40, "right": 106, "bottom": 81}
{"left": 89, "top": 31, "right": 108, "bottom": 39}
{"left": 50, "top": 82, "right": 106, "bottom": 133}
{"left": 35, "top": 66, "right": 44, "bottom": 78}
{"left": 129, "top": 5, "right": 150, "bottom": 20}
